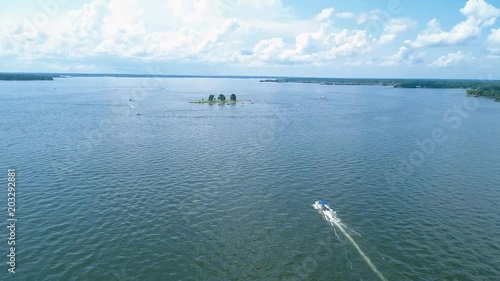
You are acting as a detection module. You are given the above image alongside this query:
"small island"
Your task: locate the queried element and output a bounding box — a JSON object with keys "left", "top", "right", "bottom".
{"left": 0, "top": 73, "right": 54, "bottom": 81}
{"left": 190, "top": 94, "right": 244, "bottom": 104}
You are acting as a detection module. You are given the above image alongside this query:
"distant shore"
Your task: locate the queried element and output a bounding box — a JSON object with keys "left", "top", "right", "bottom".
{"left": 0, "top": 73, "right": 54, "bottom": 81}
{"left": 261, "top": 78, "right": 500, "bottom": 102}
{"left": 1, "top": 73, "right": 498, "bottom": 101}
{"left": 259, "top": 78, "right": 500, "bottom": 88}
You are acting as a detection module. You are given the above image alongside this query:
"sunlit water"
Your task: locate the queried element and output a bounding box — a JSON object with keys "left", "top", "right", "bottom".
{"left": 1, "top": 77, "right": 499, "bottom": 280}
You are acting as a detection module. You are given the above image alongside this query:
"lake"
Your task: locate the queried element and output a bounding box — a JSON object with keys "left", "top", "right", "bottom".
{"left": 1, "top": 77, "right": 499, "bottom": 280}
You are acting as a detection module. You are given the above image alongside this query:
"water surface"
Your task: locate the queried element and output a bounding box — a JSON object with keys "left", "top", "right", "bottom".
{"left": 0, "top": 77, "right": 499, "bottom": 280}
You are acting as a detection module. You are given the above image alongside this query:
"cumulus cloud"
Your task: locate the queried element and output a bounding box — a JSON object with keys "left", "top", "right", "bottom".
{"left": 378, "top": 18, "right": 417, "bottom": 44}
{"left": 460, "top": 0, "right": 500, "bottom": 27}
{"left": 2, "top": 0, "right": 495, "bottom": 72}
{"left": 384, "top": 43, "right": 425, "bottom": 65}
{"left": 326, "top": 29, "right": 372, "bottom": 58}
{"left": 0, "top": 0, "right": 265, "bottom": 64}
{"left": 252, "top": 38, "right": 286, "bottom": 62}
{"left": 249, "top": 22, "right": 373, "bottom": 65}
{"left": 315, "top": 8, "right": 334, "bottom": 22}
{"left": 411, "top": 0, "right": 500, "bottom": 48}
{"left": 487, "top": 28, "right": 500, "bottom": 55}
{"left": 336, "top": 12, "right": 354, "bottom": 19}
{"left": 430, "top": 51, "right": 471, "bottom": 67}
{"left": 411, "top": 18, "right": 481, "bottom": 48}
{"left": 1, "top": 0, "right": 345, "bottom": 68}
{"left": 385, "top": 0, "right": 499, "bottom": 66}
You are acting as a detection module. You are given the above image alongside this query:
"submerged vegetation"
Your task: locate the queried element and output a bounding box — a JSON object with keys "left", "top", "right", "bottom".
{"left": 261, "top": 78, "right": 500, "bottom": 102}
{"left": 0, "top": 73, "right": 54, "bottom": 81}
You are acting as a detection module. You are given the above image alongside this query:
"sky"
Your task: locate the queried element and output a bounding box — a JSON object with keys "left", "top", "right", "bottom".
{"left": 1, "top": 0, "right": 500, "bottom": 78}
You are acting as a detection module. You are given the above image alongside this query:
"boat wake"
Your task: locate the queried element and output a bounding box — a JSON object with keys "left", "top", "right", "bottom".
{"left": 313, "top": 201, "right": 388, "bottom": 281}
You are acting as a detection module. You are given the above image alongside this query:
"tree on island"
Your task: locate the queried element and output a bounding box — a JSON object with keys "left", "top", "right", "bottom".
{"left": 190, "top": 93, "right": 241, "bottom": 104}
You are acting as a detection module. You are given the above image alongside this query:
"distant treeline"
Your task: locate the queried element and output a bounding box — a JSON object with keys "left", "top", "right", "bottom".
{"left": 259, "top": 78, "right": 396, "bottom": 86}
{"left": 467, "top": 87, "right": 500, "bottom": 101}
{"left": 260, "top": 78, "right": 500, "bottom": 88}
{"left": 393, "top": 80, "right": 500, "bottom": 89}
{"left": 260, "top": 78, "right": 500, "bottom": 102}
{"left": 0, "top": 73, "right": 54, "bottom": 81}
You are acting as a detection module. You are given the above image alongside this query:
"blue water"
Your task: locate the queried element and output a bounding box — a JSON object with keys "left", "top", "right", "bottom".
{"left": 1, "top": 77, "right": 500, "bottom": 280}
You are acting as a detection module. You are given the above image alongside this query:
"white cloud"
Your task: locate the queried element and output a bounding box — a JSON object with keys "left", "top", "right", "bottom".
{"left": 378, "top": 18, "right": 417, "bottom": 44}
{"left": 3, "top": 0, "right": 351, "bottom": 69}
{"left": 460, "top": 0, "right": 500, "bottom": 27}
{"left": 315, "top": 8, "right": 334, "bottom": 22}
{"left": 252, "top": 38, "right": 285, "bottom": 62}
{"left": 384, "top": 43, "right": 425, "bottom": 65}
{"left": 161, "top": 0, "right": 288, "bottom": 27}
{"left": 3, "top": 0, "right": 494, "bottom": 72}
{"left": 294, "top": 24, "right": 330, "bottom": 55}
{"left": 412, "top": 18, "right": 482, "bottom": 47}
{"left": 336, "top": 12, "right": 354, "bottom": 19}
{"left": 411, "top": 0, "right": 500, "bottom": 48}
{"left": 0, "top": 0, "right": 277, "bottom": 63}
{"left": 326, "top": 29, "right": 372, "bottom": 58}
{"left": 385, "top": 0, "right": 498, "bottom": 67}
{"left": 430, "top": 51, "right": 471, "bottom": 67}
{"left": 0, "top": 0, "right": 439, "bottom": 71}
{"left": 357, "top": 9, "right": 392, "bottom": 25}
{"left": 257, "top": 25, "right": 372, "bottom": 65}
{"left": 237, "top": 14, "right": 378, "bottom": 66}
{"left": 487, "top": 28, "right": 500, "bottom": 55}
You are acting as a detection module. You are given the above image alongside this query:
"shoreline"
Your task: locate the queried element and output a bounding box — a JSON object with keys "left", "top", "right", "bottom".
{"left": 259, "top": 78, "right": 500, "bottom": 89}
{"left": 0, "top": 73, "right": 54, "bottom": 81}
{"left": 260, "top": 78, "right": 500, "bottom": 101}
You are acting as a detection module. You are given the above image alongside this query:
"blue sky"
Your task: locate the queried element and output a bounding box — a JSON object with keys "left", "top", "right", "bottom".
{"left": 1, "top": 0, "right": 500, "bottom": 78}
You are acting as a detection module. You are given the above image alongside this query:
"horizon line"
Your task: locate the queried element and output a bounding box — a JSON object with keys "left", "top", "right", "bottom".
{"left": 1, "top": 72, "right": 500, "bottom": 81}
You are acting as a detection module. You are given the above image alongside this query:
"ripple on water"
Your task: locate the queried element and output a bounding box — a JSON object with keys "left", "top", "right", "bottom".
{"left": 1, "top": 79, "right": 499, "bottom": 280}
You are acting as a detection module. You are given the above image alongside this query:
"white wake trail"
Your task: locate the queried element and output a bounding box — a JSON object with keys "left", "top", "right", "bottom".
{"left": 313, "top": 202, "right": 388, "bottom": 281}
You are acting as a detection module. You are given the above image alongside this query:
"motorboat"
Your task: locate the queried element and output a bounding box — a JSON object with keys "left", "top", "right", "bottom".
{"left": 314, "top": 200, "right": 332, "bottom": 212}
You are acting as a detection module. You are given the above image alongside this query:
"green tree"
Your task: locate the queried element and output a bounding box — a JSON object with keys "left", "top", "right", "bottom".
{"left": 208, "top": 94, "right": 215, "bottom": 102}
{"left": 230, "top": 94, "right": 236, "bottom": 101}
{"left": 218, "top": 94, "right": 226, "bottom": 101}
